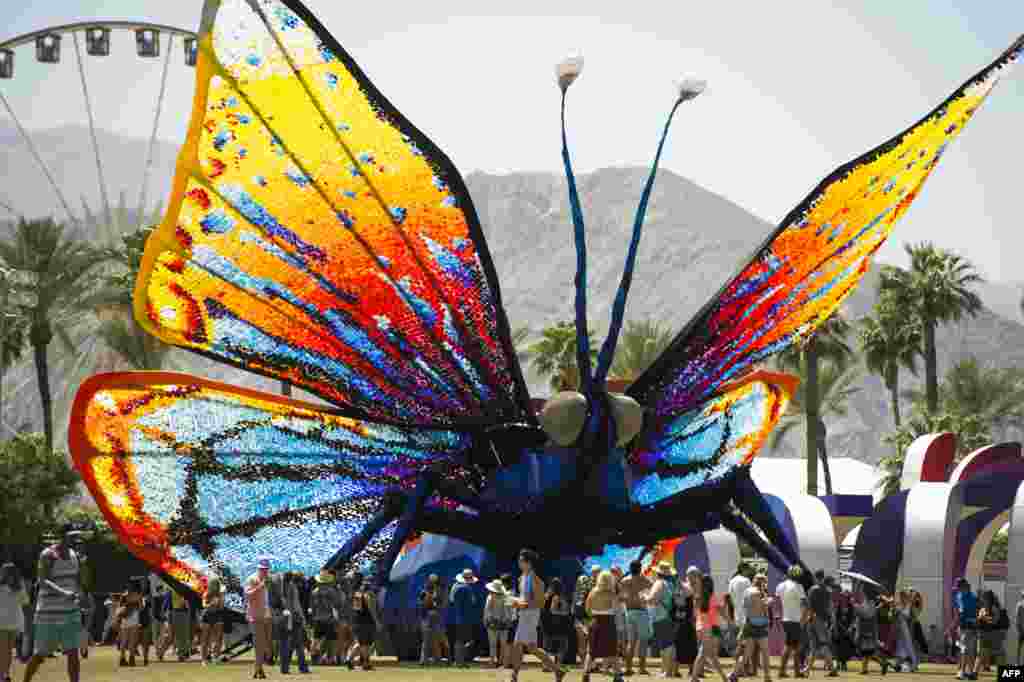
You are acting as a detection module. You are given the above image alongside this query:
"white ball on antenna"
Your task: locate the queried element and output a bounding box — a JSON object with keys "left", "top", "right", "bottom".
{"left": 556, "top": 53, "right": 585, "bottom": 91}
{"left": 675, "top": 77, "right": 707, "bottom": 101}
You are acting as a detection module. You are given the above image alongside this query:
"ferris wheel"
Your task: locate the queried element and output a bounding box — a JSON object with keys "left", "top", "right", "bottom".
{"left": 0, "top": 21, "right": 198, "bottom": 230}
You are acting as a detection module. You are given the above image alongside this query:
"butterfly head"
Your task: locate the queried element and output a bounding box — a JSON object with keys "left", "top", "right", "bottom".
{"left": 539, "top": 389, "right": 644, "bottom": 450}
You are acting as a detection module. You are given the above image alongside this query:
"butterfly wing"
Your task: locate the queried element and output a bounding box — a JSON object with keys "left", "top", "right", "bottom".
{"left": 136, "top": 0, "right": 531, "bottom": 427}
{"left": 69, "top": 371, "right": 475, "bottom": 604}
{"left": 630, "top": 370, "right": 797, "bottom": 505}
{"left": 628, "top": 35, "right": 1023, "bottom": 419}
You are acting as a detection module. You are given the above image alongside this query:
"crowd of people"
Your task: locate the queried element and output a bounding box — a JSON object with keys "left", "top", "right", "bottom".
{"left": 0, "top": 531, "right": 1020, "bottom": 682}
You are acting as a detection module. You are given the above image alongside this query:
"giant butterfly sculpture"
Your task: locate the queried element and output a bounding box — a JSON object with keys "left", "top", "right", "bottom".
{"left": 67, "top": 0, "right": 1022, "bottom": 603}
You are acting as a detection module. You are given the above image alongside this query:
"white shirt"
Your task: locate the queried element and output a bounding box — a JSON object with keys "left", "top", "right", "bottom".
{"left": 729, "top": 575, "right": 752, "bottom": 626}
{"left": 775, "top": 579, "right": 806, "bottom": 623}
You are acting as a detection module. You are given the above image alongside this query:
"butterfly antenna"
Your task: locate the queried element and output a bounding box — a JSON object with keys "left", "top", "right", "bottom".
{"left": 557, "top": 55, "right": 593, "bottom": 395}
{"left": 593, "top": 78, "right": 706, "bottom": 385}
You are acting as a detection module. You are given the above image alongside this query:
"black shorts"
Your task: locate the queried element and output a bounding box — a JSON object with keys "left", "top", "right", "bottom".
{"left": 355, "top": 623, "right": 376, "bottom": 646}
{"left": 314, "top": 621, "right": 337, "bottom": 641}
{"left": 200, "top": 608, "right": 224, "bottom": 626}
{"left": 783, "top": 621, "right": 803, "bottom": 647}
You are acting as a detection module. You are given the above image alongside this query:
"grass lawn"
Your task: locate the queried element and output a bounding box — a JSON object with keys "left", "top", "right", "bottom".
{"left": 12, "top": 647, "right": 985, "bottom": 682}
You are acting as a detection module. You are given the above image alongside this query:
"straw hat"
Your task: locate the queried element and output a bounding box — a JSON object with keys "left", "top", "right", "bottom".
{"left": 485, "top": 579, "right": 506, "bottom": 595}
{"left": 656, "top": 561, "right": 676, "bottom": 577}
{"left": 314, "top": 569, "right": 336, "bottom": 585}
{"left": 456, "top": 568, "right": 478, "bottom": 584}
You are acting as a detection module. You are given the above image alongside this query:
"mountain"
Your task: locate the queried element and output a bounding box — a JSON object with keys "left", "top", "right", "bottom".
{"left": 3, "top": 126, "right": 1024, "bottom": 464}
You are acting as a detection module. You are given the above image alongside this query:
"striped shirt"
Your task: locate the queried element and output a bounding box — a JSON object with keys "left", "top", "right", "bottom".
{"left": 35, "top": 546, "right": 80, "bottom": 625}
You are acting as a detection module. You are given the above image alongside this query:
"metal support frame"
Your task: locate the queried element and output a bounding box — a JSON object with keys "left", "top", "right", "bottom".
{"left": 72, "top": 31, "right": 112, "bottom": 229}
{"left": 137, "top": 32, "right": 174, "bottom": 228}
{"left": 0, "top": 89, "right": 78, "bottom": 226}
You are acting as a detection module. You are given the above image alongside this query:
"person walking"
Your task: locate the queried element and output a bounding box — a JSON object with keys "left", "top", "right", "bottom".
{"left": 1016, "top": 592, "right": 1024, "bottom": 665}
{"left": 729, "top": 562, "right": 753, "bottom": 677}
{"left": 508, "top": 549, "right": 566, "bottom": 682}
{"left": 852, "top": 586, "right": 888, "bottom": 675}
{"left": 485, "top": 579, "right": 510, "bottom": 668}
{"left": 645, "top": 561, "right": 679, "bottom": 678}
{"left": 199, "top": 577, "right": 226, "bottom": 665}
{"left": 0, "top": 563, "right": 28, "bottom": 682}
{"left": 677, "top": 567, "right": 700, "bottom": 677}
{"left": 335, "top": 573, "right": 354, "bottom": 668}
{"left": 169, "top": 586, "right": 192, "bottom": 661}
{"left": 582, "top": 570, "right": 624, "bottom": 682}
{"left": 419, "top": 574, "right": 444, "bottom": 666}
{"left": 978, "top": 590, "right": 1007, "bottom": 673}
{"left": 543, "top": 578, "right": 572, "bottom": 667}
{"left": 774, "top": 565, "right": 807, "bottom": 679}
{"left": 276, "top": 572, "right": 309, "bottom": 674}
{"left": 574, "top": 567, "right": 600, "bottom": 666}
{"left": 309, "top": 569, "right": 341, "bottom": 665}
{"left": 346, "top": 574, "right": 379, "bottom": 671}
{"left": 450, "top": 568, "right": 480, "bottom": 668}
{"left": 804, "top": 571, "right": 836, "bottom": 676}
{"left": 953, "top": 577, "right": 978, "bottom": 680}
{"left": 620, "top": 560, "right": 652, "bottom": 676}
{"left": 21, "top": 528, "right": 85, "bottom": 682}
{"left": 691, "top": 573, "right": 729, "bottom": 682}
{"left": 738, "top": 573, "right": 772, "bottom": 682}
{"left": 246, "top": 558, "right": 273, "bottom": 680}
{"left": 893, "top": 590, "right": 918, "bottom": 672}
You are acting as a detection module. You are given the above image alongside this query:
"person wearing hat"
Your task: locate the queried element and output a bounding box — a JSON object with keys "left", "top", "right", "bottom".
{"left": 574, "top": 566, "right": 601, "bottom": 663}
{"left": 484, "top": 579, "right": 509, "bottom": 667}
{"left": 645, "top": 561, "right": 679, "bottom": 678}
{"left": 245, "top": 558, "right": 273, "bottom": 679}
{"left": 953, "top": 577, "right": 979, "bottom": 680}
{"left": 310, "top": 569, "right": 341, "bottom": 665}
{"left": 449, "top": 569, "right": 481, "bottom": 668}
{"left": 418, "top": 574, "right": 444, "bottom": 665}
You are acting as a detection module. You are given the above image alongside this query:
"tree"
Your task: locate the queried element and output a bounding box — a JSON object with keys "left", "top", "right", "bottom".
{"left": 86, "top": 225, "right": 175, "bottom": 371}
{"left": 610, "top": 319, "right": 673, "bottom": 383}
{"left": 877, "top": 408, "right": 991, "bottom": 498}
{"left": 986, "top": 530, "right": 1008, "bottom": 562}
{"left": 858, "top": 293, "right": 922, "bottom": 427}
{"left": 777, "top": 312, "right": 853, "bottom": 496}
{"left": 0, "top": 218, "right": 108, "bottom": 449}
{"left": 770, "top": 361, "right": 861, "bottom": 495}
{"left": 524, "top": 321, "right": 599, "bottom": 393}
{"left": 0, "top": 433, "right": 81, "bottom": 574}
{"left": 880, "top": 243, "right": 983, "bottom": 414}
{"left": 902, "top": 356, "right": 1024, "bottom": 441}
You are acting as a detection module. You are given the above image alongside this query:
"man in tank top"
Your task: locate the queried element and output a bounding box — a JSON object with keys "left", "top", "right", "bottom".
{"left": 22, "top": 527, "right": 85, "bottom": 682}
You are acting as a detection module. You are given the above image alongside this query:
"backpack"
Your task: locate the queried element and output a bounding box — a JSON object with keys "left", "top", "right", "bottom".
{"left": 997, "top": 606, "right": 1010, "bottom": 631}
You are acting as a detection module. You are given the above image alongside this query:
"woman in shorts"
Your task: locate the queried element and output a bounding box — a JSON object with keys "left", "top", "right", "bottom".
{"left": 736, "top": 574, "right": 772, "bottom": 682}
{"left": 691, "top": 573, "right": 728, "bottom": 682}
{"left": 199, "top": 577, "right": 226, "bottom": 665}
{"left": 346, "top": 576, "right": 378, "bottom": 671}
{"left": 117, "top": 585, "right": 143, "bottom": 667}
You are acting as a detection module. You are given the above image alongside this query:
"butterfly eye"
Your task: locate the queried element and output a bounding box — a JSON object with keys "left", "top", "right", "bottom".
{"left": 608, "top": 393, "right": 644, "bottom": 447}
{"left": 539, "top": 391, "right": 588, "bottom": 446}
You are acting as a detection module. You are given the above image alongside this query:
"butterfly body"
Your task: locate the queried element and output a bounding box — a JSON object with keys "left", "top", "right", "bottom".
{"left": 67, "top": 0, "right": 1022, "bottom": 602}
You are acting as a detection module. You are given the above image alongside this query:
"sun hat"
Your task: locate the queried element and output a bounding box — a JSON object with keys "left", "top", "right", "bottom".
{"left": 685, "top": 565, "right": 701, "bottom": 577}
{"left": 456, "top": 568, "right": 478, "bottom": 584}
{"left": 656, "top": 561, "right": 676, "bottom": 577}
{"left": 257, "top": 558, "right": 271, "bottom": 570}
{"left": 428, "top": 574, "right": 440, "bottom": 583}
{"left": 485, "top": 579, "right": 506, "bottom": 595}
{"left": 787, "top": 565, "right": 803, "bottom": 579}
{"left": 315, "top": 569, "right": 336, "bottom": 585}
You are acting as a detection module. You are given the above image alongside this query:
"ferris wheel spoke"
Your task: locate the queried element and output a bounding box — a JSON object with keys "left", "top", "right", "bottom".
{"left": 71, "top": 31, "right": 112, "bottom": 231}
{"left": 138, "top": 32, "right": 174, "bottom": 230}
{"left": 0, "top": 89, "right": 79, "bottom": 227}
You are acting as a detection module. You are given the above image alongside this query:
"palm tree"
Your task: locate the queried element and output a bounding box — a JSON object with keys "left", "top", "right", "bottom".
{"left": 96, "top": 318, "right": 173, "bottom": 371}
{"left": 777, "top": 312, "right": 853, "bottom": 495}
{"left": 902, "top": 356, "right": 1024, "bottom": 440}
{"left": 858, "top": 293, "right": 922, "bottom": 427}
{"left": 610, "top": 319, "right": 673, "bottom": 383}
{"left": 524, "top": 321, "right": 598, "bottom": 393}
{"left": 770, "top": 361, "right": 861, "bottom": 495}
{"left": 0, "top": 218, "right": 107, "bottom": 449}
{"left": 878, "top": 407, "right": 991, "bottom": 498}
{"left": 879, "top": 243, "right": 983, "bottom": 414}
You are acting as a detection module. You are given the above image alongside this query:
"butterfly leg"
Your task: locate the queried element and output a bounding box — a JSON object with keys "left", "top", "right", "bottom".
{"left": 325, "top": 493, "right": 405, "bottom": 571}
{"left": 730, "top": 468, "right": 812, "bottom": 579}
{"left": 369, "top": 474, "right": 438, "bottom": 588}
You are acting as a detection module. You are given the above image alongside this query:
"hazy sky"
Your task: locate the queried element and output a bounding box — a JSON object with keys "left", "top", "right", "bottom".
{"left": 1, "top": 1, "right": 1022, "bottom": 279}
